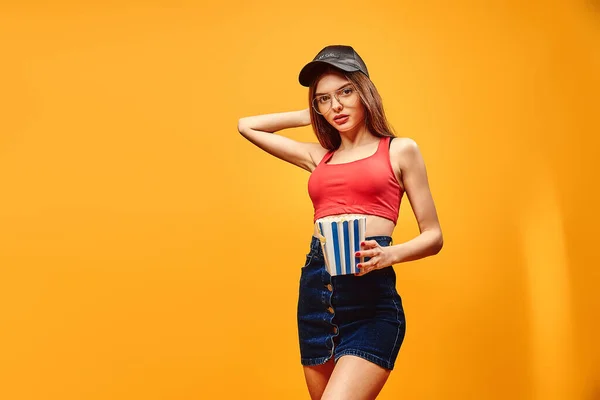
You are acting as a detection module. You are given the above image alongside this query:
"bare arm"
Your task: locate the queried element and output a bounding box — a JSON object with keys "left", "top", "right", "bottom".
{"left": 389, "top": 138, "right": 443, "bottom": 263}
{"left": 349, "top": 137, "right": 443, "bottom": 275}
{"left": 237, "top": 109, "right": 322, "bottom": 172}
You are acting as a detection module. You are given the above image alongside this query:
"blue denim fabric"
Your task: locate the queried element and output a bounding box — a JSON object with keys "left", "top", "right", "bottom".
{"left": 297, "top": 235, "right": 406, "bottom": 370}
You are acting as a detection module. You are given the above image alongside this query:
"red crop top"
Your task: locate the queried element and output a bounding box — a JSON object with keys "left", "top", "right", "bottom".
{"left": 308, "top": 136, "right": 404, "bottom": 224}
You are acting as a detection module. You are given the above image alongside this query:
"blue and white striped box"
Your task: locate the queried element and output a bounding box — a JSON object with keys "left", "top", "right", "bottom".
{"left": 315, "top": 215, "right": 367, "bottom": 276}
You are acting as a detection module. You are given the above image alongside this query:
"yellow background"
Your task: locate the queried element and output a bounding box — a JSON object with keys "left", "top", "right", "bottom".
{"left": 1, "top": 1, "right": 598, "bottom": 399}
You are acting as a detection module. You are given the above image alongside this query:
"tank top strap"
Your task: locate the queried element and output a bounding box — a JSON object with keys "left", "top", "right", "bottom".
{"left": 379, "top": 136, "right": 394, "bottom": 152}
{"left": 375, "top": 136, "right": 387, "bottom": 155}
{"left": 317, "top": 150, "right": 335, "bottom": 166}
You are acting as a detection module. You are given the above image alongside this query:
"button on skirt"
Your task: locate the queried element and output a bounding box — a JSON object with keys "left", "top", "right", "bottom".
{"left": 297, "top": 235, "right": 406, "bottom": 370}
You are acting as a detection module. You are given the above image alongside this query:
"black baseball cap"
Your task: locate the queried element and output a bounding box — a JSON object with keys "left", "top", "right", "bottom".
{"left": 298, "top": 45, "right": 369, "bottom": 87}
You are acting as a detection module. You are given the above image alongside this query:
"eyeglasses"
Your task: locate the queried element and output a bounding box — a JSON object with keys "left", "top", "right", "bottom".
{"left": 312, "top": 84, "right": 359, "bottom": 115}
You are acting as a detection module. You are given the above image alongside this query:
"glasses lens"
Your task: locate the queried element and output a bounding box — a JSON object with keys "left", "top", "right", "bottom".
{"left": 339, "top": 86, "right": 359, "bottom": 107}
{"left": 312, "top": 96, "right": 330, "bottom": 115}
{"left": 337, "top": 86, "right": 356, "bottom": 101}
{"left": 312, "top": 85, "right": 357, "bottom": 115}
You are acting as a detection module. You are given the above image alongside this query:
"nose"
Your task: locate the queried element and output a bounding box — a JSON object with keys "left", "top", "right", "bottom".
{"left": 331, "top": 96, "right": 343, "bottom": 111}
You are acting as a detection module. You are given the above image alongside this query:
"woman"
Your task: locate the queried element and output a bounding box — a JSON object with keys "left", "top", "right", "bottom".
{"left": 237, "top": 45, "right": 443, "bottom": 400}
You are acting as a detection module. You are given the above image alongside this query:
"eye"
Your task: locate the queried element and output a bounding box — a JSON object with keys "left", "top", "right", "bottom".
{"left": 318, "top": 95, "right": 330, "bottom": 104}
{"left": 340, "top": 87, "right": 354, "bottom": 96}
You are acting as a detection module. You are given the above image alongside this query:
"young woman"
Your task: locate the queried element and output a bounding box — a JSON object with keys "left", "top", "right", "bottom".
{"left": 238, "top": 45, "right": 443, "bottom": 400}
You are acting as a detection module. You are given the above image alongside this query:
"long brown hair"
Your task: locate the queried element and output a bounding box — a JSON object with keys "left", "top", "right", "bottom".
{"left": 308, "top": 67, "right": 396, "bottom": 150}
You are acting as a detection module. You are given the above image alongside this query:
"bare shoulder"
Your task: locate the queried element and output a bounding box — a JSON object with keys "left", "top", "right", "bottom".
{"left": 390, "top": 136, "right": 421, "bottom": 169}
{"left": 390, "top": 136, "right": 419, "bottom": 154}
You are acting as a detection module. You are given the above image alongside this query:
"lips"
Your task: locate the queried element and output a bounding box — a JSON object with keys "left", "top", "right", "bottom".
{"left": 333, "top": 114, "right": 349, "bottom": 125}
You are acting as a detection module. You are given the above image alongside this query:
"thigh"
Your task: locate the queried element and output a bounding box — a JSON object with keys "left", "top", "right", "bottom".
{"left": 321, "top": 355, "right": 392, "bottom": 400}
{"left": 303, "top": 359, "right": 335, "bottom": 400}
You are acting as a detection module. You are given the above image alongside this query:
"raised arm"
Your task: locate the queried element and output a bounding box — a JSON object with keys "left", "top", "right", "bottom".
{"left": 237, "top": 109, "right": 324, "bottom": 172}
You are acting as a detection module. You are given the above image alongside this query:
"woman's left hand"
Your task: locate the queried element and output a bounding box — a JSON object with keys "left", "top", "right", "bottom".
{"left": 354, "top": 240, "right": 395, "bottom": 276}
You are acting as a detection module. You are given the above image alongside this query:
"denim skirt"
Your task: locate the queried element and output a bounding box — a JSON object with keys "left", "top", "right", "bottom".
{"left": 297, "top": 235, "right": 406, "bottom": 370}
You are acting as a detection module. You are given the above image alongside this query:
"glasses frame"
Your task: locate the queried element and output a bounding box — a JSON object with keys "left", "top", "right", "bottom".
{"left": 312, "top": 83, "right": 359, "bottom": 115}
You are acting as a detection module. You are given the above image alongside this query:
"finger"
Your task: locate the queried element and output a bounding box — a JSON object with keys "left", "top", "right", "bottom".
{"left": 354, "top": 263, "right": 365, "bottom": 276}
{"left": 357, "top": 260, "right": 376, "bottom": 271}
{"left": 359, "top": 269, "right": 371, "bottom": 276}
{"left": 355, "top": 264, "right": 375, "bottom": 276}
{"left": 361, "top": 240, "right": 378, "bottom": 249}
{"left": 354, "top": 249, "right": 376, "bottom": 258}
{"left": 360, "top": 264, "right": 378, "bottom": 274}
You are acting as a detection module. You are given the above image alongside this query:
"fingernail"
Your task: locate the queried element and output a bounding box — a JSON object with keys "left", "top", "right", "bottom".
{"left": 357, "top": 264, "right": 362, "bottom": 269}
{"left": 360, "top": 242, "right": 365, "bottom": 246}
{"left": 355, "top": 252, "right": 360, "bottom": 257}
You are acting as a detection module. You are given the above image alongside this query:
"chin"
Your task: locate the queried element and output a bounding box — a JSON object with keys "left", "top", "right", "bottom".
{"left": 337, "top": 122, "right": 357, "bottom": 131}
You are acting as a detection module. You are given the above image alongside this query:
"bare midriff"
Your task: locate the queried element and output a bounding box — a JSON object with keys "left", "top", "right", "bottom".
{"left": 312, "top": 213, "right": 396, "bottom": 239}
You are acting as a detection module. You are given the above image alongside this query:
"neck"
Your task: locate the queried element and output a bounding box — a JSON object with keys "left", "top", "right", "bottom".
{"left": 337, "top": 123, "right": 377, "bottom": 150}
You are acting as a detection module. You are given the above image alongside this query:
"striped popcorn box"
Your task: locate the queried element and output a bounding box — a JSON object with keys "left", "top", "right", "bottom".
{"left": 315, "top": 215, "right": 367, "bottom": 276}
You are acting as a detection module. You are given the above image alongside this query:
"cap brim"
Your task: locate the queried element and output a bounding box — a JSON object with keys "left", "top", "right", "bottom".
{"left": 298, "top": 60, "right": 361, "bottom": 87}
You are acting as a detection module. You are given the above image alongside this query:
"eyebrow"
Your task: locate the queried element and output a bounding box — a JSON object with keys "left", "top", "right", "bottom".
{"left": 315, "top": 83, "right": 352, "bottom": 96}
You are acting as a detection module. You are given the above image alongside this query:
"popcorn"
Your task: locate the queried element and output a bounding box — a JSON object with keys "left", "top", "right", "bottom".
{"left": 315, "top": 215, "right": 367, "bottom": 276}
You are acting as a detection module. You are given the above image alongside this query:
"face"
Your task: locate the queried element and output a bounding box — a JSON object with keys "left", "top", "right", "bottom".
{"left": 314, "top": 72, "right": 366, "bottom": 132}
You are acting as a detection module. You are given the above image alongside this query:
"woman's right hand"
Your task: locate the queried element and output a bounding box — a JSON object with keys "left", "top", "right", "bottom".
{"left": 300, "top": 108, "right": 312, "bottom": 126}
